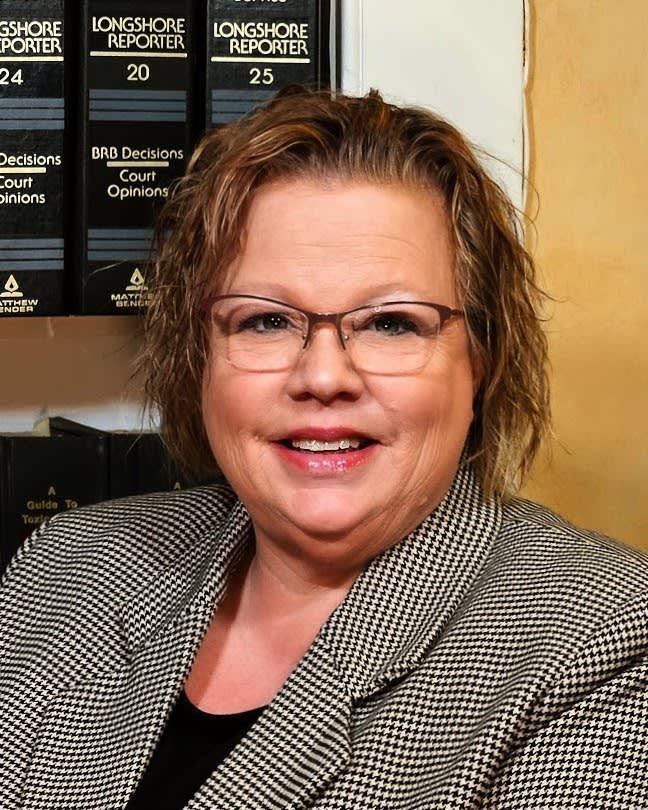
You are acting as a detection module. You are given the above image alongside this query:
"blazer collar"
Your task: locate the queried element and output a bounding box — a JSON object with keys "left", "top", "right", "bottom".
{"left": 121, "top": 497, "right": 252, "bottom": 655}
{"left": 119, "top": 493, "right": 357, "bottom": 809}
{"left": 320, "top": 463, "right": 501, "bottom": 699}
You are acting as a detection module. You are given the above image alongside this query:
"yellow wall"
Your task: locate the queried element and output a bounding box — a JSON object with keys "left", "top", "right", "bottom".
{"left": 522, "top": 0, "right": 648, "bottom": 550}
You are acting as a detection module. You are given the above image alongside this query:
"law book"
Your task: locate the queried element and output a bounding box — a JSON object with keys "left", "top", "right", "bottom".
{"left": 0, "top": 421, "right": 108, "bottom": 572}
{"left": 206, "top": 0, "right": 335, "bottom": 129}
{"left": 0, "top": 0, "right": 67, "bottom": 317}
{"left": 109, "top": 430, "right": 188, "bottom": 497}
{"left": 76, "top": 1, "right": 198, "bottom": 315}
{"left": 109, "top": 430, "right": 226, "bottom": 498}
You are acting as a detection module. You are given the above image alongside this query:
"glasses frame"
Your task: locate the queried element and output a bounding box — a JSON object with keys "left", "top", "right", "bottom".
{"left": 204, "top": 294, "right": 463, "bottom": 344}
{"left": 202, "top": 293, "right": 465, "bottom": 372}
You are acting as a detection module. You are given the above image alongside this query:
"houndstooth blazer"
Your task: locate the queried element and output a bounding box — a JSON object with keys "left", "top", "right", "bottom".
{"left": 2, "top": 465, "right": 648, "bottom": 809}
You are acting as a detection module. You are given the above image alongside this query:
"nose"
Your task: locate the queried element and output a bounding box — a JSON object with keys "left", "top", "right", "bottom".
{"left": 285, "top": 321, "right": 365, "bottom": 403}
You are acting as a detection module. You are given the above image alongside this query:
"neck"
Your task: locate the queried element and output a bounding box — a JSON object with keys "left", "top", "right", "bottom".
{"left": 238, "top": 539, "right": 356, "bottom": 635}
{"left": 184, "top": 527, "right": 360, "bottom": 714}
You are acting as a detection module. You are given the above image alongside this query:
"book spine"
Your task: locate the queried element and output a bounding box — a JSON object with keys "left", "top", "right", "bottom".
{"left": 0, "top": 0, "right": 66, "bottom": 317}
{"left": 0, "top": 432, "right": 108, "bottom": 571}
{"left": 77, "top": 0, "right": 196, "bottom": 315}
{"left": 206, "top": 0, "right": 331, "bottom": 129}
{"left": 109, "top": 431, "right": 227, "bottom": 498}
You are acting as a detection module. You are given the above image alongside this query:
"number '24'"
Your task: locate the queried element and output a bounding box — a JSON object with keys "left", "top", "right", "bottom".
{"left": 0, "top": 68, "right": 23, "bottom": 85}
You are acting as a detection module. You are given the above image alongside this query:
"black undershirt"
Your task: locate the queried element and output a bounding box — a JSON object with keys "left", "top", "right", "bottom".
{"left": 126, "top": 691, "right": 266, "bottom": 810}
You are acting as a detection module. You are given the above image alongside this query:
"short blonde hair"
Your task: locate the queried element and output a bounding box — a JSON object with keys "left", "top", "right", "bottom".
{"left": 142, "top": 88, "right": 550, "bottom": 500}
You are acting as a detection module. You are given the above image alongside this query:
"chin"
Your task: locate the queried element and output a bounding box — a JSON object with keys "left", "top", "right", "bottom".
{"left": 283, "top": 487, "right": 377, "bottom": 542}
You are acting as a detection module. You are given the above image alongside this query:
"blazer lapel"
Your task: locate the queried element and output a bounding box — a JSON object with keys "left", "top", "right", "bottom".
{"left": 321, "top": 464, "right": 502, "bottom": 701}
{"left": 189, "top": 638, "right": 353, "bottom": 810}
{"left": 21, "top": 501, "right": 252, "bottom": 810}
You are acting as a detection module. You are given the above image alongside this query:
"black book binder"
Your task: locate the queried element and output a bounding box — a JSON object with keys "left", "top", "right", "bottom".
{"left": 75, "top": 0, "right": 198, "bottom": 315}
{"left": 0, "top": 0, "right": 67, "bottom": 317}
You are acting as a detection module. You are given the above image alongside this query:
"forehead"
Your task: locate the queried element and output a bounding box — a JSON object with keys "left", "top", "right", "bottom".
{"left": 221, "top": 179, "right": 457, "bottom": 305}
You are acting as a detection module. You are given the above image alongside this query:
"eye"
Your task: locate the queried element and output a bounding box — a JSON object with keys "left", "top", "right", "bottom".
{"left": 358, "top": 312, "right": 421, "bottom": 337}
{"left": 237, "top": 312, "right": 292, "bottom": 333}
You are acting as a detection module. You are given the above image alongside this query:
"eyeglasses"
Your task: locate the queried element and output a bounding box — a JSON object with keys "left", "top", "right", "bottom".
{"left": 203, "top": 294, "right": 464, "bottom": 375}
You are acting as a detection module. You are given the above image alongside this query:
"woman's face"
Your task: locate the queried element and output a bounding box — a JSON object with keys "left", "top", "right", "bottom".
{"left": 202, "top": 180, "right": 480, "bottom": 578}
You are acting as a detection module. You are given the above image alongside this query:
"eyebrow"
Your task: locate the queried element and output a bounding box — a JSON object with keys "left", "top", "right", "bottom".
{"left": 224, "top": 282, "right": 431, "bottom": 302}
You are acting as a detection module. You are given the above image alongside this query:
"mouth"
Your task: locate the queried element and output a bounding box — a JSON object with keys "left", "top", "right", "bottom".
{"left": 272, "top": 429, "right": 379, "bottom": 474}
{"left": 279, "top": 437, "right": 374, "bottom": 453}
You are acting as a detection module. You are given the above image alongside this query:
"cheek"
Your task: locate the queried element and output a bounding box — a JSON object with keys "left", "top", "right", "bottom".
{"left": 201, "top": 369, "right": 246, "bottom": 466}
{"left": 201, "top": 368, "right": 225, "bottom": 438}
{"left": 201, "top": 367, "right": 280, "bottom": 461}
{"left": 373, "top": 366, "right": 475, "bottom": 461}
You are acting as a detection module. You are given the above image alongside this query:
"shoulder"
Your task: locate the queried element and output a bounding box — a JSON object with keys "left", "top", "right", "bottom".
{"left": 451, "top": 496, "right": 648, "bottom": 670}
{"left": 1, "top": 484, "right": 239, "bottom": 603}
{"left": 469, "top": 497, "right": 648, "bottom": 670}
{"left": 0, "top": 484, "right": 241, "bottom": 694}
{"left": 497, "top": 497, "right": 648, "bottom": 592}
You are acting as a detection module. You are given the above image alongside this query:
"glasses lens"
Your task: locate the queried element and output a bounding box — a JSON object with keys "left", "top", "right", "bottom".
{"left": 344, "top": 303, "right": 441, "bottom": 374}
{"left": 210, "top": 297, "right": 306, "bottom": 371}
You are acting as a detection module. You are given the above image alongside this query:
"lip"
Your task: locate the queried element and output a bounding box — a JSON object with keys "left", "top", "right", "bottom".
{"left": 278, "top": 427, "right": 375, "bottom": 442}
{"left": 269, "top": 426, "right": 380, "bottom": 476}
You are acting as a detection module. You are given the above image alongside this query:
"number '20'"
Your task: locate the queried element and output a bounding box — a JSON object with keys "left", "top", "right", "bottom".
{"left": 127, "top": 63, "right": 150, "bottom": 82}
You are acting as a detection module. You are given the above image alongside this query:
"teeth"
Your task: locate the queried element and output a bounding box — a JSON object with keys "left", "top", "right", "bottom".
{"left": 291, "top": 438, "right": 362, "bottom": 452}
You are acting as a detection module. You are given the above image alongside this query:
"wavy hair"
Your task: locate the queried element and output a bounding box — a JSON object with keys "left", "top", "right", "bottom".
{"left": 141, "top": 88, "right": 550, "bottom": 500}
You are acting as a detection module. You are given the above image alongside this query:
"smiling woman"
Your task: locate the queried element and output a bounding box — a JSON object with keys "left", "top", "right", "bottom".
{"left": 199, "top": 181, "right": 477, "bottom": 576}
{"left": 1, "top": 89, "right": 648, "bottom": 810}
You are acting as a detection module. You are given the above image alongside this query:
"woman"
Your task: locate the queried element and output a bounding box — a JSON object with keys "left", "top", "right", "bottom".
{"left": 1, "top": 89, "right": 647, "bottom": 809}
